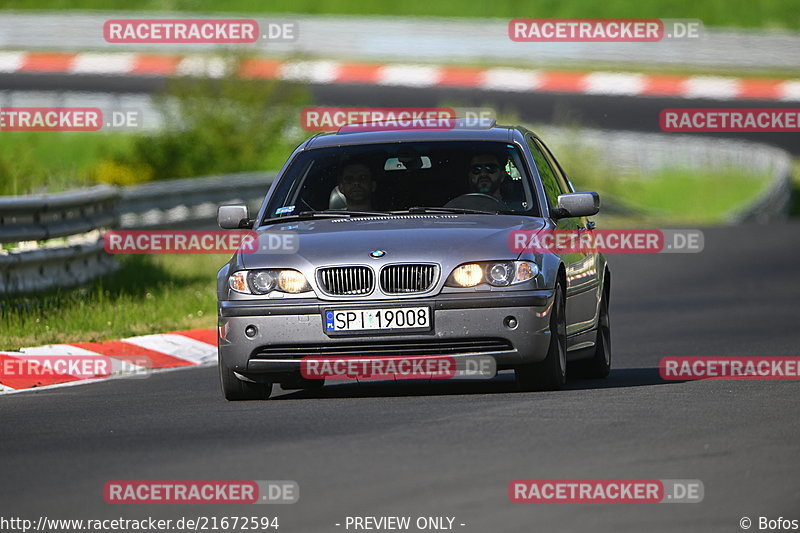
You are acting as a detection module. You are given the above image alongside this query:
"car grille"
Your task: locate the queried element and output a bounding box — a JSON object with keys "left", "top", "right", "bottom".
{"left": 380, "top": 264, "right": 438, "bottom": 294}
{"left": 250, "top": 338, "right": 513, "bottom": 359}
{"left": 317, "top": 266, "right": 374, "bottom": 296}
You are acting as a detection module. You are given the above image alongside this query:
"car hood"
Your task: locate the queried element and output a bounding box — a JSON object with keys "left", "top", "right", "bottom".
{"left": 240, "top": 214, "right": 547, "bottom": 268}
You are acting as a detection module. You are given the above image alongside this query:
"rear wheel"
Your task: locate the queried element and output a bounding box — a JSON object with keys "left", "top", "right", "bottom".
{"left": 516, "top": 283, "right": 567, "bottom": 391}
{"left": 219, "top": 356, "right": 272, "bottom": 401}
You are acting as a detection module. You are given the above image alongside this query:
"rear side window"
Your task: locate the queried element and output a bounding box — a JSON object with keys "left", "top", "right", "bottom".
{"left": 527, "top": 136, "right": 563, "bottom": 208}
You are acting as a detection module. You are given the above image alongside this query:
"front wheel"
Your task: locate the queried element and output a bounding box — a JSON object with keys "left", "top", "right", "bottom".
{"left": 219, "top": 356, "right": 273, "bottom": 401}
{"left": 572, "top": 285, "right": 611, "bottom": 379}
{"left": 516, "top": 283, "right": 567, "bottom": 391}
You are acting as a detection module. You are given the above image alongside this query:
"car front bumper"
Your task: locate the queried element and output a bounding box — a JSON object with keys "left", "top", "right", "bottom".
{"left": 218, "top": 290, "right": 555, "bottom": 377}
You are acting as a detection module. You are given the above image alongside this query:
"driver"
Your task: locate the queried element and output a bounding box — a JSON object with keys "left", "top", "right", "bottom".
{"left": 467, "top": 153, "right": 506, "bottom": 201}
{"left": 338, "top": 159, "right": 376, "bottom": 211}
{"left": 462, "top": 152, "right": 528, "bottom": 211}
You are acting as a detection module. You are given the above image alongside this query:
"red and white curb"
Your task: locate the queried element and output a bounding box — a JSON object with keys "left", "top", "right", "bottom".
{"left": 1, "top": 51, "right": 799, "bottom": 101}
{"left": 0, "top": 328, "right": 216, "bottom": 394}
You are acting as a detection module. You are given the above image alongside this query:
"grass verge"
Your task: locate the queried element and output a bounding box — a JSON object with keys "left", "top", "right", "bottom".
{"left": 573, "top": 170, "right": 771, "bottom": 225}
{"left": 3, "top": 0, "right": 799, "bottom": 30}
{"left": 0, "top": 128, "right": 302, "bottom": 196}
{"left": 0, "top": 254, "right": 222, "bottom": 350}
{"left": 0, "top": 132, "right": 135, "bottom": 196}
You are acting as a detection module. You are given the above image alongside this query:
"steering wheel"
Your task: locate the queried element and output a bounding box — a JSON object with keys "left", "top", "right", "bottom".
{"left": 444, "top": 193, "right": 508, "bottom": 211}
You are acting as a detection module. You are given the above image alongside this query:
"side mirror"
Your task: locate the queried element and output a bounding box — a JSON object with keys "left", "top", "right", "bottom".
{"left": 552, "top": 192, "right": 600, "bottom": 219}
{"left": 218, "top": 204, "right": 252, "bottom": 229}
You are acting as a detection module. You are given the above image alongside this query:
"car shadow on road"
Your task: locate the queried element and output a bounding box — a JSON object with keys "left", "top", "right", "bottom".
{"left": 272, "top": 367, "right": 683, "bottom": 400}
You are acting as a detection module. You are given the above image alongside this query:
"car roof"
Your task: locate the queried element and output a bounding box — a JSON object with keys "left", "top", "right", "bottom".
{"left": 304, "top": 121, "right": 526, "bottom": 150}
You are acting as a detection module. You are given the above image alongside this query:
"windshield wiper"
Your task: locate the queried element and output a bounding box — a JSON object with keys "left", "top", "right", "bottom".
{"left": 303, "top": 209, "right": 391, "bottom": 217}
{"left": 260, "top": 209, "right": 391, "bottom": 225}
{"left": 395, "top": 206, "right": 504, "bottom": 215}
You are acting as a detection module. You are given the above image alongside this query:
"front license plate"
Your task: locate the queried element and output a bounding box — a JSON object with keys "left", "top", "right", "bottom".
{"left": 324, "top": 307, "right": 431, "bottom": 333}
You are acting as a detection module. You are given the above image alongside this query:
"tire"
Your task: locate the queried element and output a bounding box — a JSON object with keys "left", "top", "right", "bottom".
{"left": 219, "top": 356, "right": 273, "bottom": 401}
{"left": 516, "top": 282, "right": 567, "bottom": 391}
{"left": 571, "top": 282, "right": 612, "bottom": 379}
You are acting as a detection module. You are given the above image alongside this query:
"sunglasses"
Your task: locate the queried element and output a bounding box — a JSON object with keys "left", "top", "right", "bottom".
{"left": 471, "top": 164, "right": 499, "bottom": 174}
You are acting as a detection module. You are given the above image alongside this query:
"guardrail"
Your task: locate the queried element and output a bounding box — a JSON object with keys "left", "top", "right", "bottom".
{"left": 724, "top": 147, "right": 794, "bottom": 224}
{"left": 0, "top": 186, "right": 120, "bottom": 295}
{"left": 119, "top": 172, "right": 274, "bottom": 230}
{"left": 0, "top": 173, "right": 274, "bottom": 296}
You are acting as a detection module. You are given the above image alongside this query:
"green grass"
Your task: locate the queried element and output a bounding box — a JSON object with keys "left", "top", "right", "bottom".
{"left": 2, "top": 0, "right": 798, "bottom": 30}
{"left": 574, "top": 170, "right": 770, "bottom": 224}
{"left": 0, "top": 129, "right": 300, "bottom": 196}
{"left": 532, "top": 124, "right": 775, "bottom": 225}
{"left": 554, "top": 136, "right": 773, "bottom": 225}
{"left": 0, "top": 253, "right": 223, "bottom": 350}
{"left": 1, "top": 126, "right": 774, "bottom": 225}
{"left": 0, "top": 132, "right": 135, "bottom": 196}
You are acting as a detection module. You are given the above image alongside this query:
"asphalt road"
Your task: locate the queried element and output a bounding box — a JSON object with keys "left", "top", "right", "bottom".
{"left": 1, "top": 222, "right": 799, "bottom": 532}
{"left": 2, "top": 73, "right": 799, "bottom": 155}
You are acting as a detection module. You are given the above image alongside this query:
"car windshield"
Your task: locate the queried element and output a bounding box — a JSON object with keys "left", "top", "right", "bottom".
{"left": 262, "top": 141, "right": 540, "bottom": 223}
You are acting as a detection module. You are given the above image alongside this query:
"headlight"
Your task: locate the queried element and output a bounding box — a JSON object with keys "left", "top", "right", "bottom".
{"left": 486, "top": 262, "right": 514, "bottom": 286}
{"left": 450, "top": 264, "right": 484, "bottom": 287}
{"left": 446, "top": 261, "right": 539, "bottom": 288}
{"left": 277, "top": 270, "right": 311, "bottom": 293}
{"left": 229, "top": 269, "right": 311, "bottom": 295}
{"left": 249, "top": 270, "right": 276, "bottom": 294}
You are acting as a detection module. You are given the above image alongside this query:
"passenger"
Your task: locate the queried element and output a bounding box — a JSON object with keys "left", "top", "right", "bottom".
{"left": 337, "top": 160, "right": 376, "bottom": 211}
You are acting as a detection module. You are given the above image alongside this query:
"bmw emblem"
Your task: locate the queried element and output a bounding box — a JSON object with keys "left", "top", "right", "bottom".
{"left": 369, "top": 250, "right": 386, "bottom": 258}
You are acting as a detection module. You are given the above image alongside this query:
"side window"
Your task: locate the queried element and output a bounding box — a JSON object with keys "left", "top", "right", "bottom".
{"left": 527, "top": 136, "right": 562, "bottom": 208}
{"left": 536, "top": 139, "right": 573, "bottom": 194}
